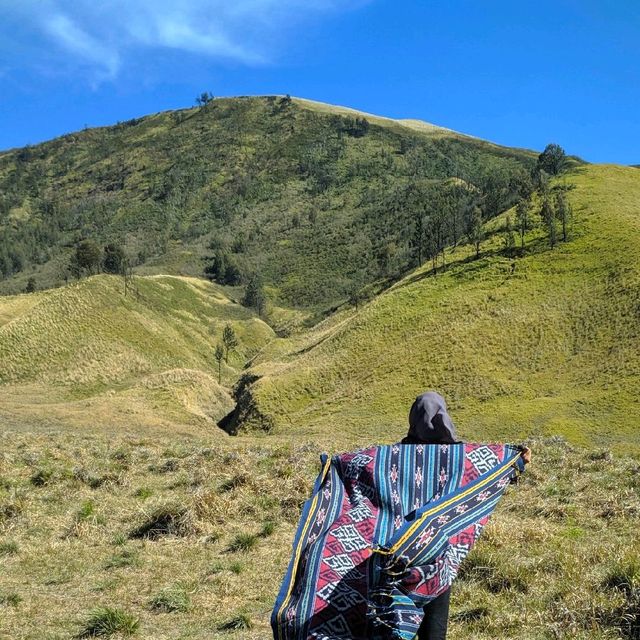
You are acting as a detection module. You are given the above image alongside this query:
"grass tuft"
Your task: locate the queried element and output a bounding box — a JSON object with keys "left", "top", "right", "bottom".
{"left": 259, "top": 520, "right": 276, "bottom": 538}
{"left": 0, "top": 591, "right": 22, "bottom": 606}
{"left": 604, "top": 558, "right": 640, "bottom": 595}
{"left": 104, "top": 548, "right": 140, "bottom": 570}
{"left": 0, "top": 540, "right": 19, "bottom": 555}
{"left": 77, "top": 607, "right": 139, "bottom": 637}
{"left": 217, "top": 613, "right": 253, "bottom": 631}
{"left": 149, "top": 586, "right": 192, "bottom": 613}
{"left": 128, "top": 504, "right": 196, "bottom": 540}
{"left": 30, "top": 467, "right": 54, "bottom": 486}
{"left": 227, "top": 532, "right": 258, "bottom": 553}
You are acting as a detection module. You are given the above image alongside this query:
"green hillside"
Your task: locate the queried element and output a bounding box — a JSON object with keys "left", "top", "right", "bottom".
{"left": 232, "top": 164, "right": 640, "bottom": 454}
{"left": 0, "top": 275, "right": 274, "bottom": 434}
{"left": 0, "top": 96, "right": 539, "bottom": 308}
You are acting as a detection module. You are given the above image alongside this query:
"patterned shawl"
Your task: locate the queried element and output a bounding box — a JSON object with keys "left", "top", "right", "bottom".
{"left": 272, "top": 442, "right": 525, "bottom": 640}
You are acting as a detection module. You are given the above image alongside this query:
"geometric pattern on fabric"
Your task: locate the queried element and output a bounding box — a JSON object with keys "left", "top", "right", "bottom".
{"left": 272, "top": 442, "right": 524, "bottom": 640}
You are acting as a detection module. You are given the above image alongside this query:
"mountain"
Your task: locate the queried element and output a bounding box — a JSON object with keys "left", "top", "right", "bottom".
{"left": 0, "top": 96, "right": 540, "bottom": 308}
{"left": 1, "top": 99, "right": 639, "bottom": 640}
{"left": 226, "top": 164, "right": 640, "bottom": 454}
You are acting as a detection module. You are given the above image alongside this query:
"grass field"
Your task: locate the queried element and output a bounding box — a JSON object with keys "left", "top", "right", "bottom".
{"left": 1, "top": 158, "right": 639, "bottom": 637}
{"left": 240, "top": 164, "right": 640, "bottom": 455}
{"left": 0, "top": 275, "right": 274, "bottom": 435}
{"left": 1, "top": 432, "right": 638, "bottom": 639}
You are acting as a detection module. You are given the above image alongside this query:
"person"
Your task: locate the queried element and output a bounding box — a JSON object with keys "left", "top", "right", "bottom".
{"left": 401, "top": 391, "right": 531, "bottom": 640}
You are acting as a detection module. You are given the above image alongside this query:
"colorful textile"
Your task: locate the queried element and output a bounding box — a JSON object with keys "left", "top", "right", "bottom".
{"left": 272, "top": 442, "right": 524, "bottom": 640}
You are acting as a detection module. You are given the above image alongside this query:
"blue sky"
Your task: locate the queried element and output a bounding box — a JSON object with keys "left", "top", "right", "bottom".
{"left": 0, "top": 0, "right": 638, "bottom": 164}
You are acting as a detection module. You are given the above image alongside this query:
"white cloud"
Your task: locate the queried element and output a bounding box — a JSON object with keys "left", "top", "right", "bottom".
{"left": 43, "top": 13, "right": 120, "bottom": 78}
{"left": 0, "top": 0, "right": 364, "bottom": 81}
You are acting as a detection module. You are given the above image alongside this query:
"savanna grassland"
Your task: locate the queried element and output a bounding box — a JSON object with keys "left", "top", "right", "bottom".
{"left": 1, "top": 433, "right": 639, "bottom": 639}
{"left": 238, "top": 164, "right": 640, "bottom": 455}
{"left": 1, "top": 99, "right": 639, "bottom": 639}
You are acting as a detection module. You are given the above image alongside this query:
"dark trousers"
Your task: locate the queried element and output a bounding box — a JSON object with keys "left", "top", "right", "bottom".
{"left": 417, "top": 588, "right": 450, "bottom": 640}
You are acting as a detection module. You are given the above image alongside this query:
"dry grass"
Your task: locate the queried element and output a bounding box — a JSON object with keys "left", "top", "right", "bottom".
{"left": 0, "top": 429, "right": 638, "bottom": 639}
{"left": 0, "top": 274, "right": 274, "bottom": 434}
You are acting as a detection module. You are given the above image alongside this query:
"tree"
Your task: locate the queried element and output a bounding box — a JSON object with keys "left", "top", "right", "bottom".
{"left": 242, "top": 275, "right": 266, "bottom": 316}
{"left": 555, "top": 190, "right": 571, "bottom": 242}
{"left": 25, "top": 276, "right": 36, "bottom": 293}
{"left": 195, "top": 92, "right": 214, "bottom": 107}
{"left": 537, "top": 143, "right": 566, "bottom": 176}
{"left": 540, "top": 196, "right": 557, "bottom": 248}
{"left": 466, "top": 205, "right": 484, "bottom": 259}
{"left": 70, "top": 239, "right": 102, "bottom": 278}
{"left": 103, "top": 243, "right": 127, "bottom": 275}
{"left": 222, "top": 323, "right": 238, "bottom": 363}
{"left": 214, "top": 343, "right": 224, "bottom": 384}
{"left": 503, "top": 215, "right": 516, "bottom": 258}
{"left": 204, "top": 250, "right": 242, "bottom": 285}
{"left": 515, "top": 197, "right": 531, "bottom": 251}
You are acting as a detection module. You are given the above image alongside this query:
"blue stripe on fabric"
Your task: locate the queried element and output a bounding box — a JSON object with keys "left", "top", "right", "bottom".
{"left": 298, "top": 461, "right": 344, "bottom": 638}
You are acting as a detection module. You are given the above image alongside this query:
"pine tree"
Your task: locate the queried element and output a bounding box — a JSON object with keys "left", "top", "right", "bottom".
{"left": 70, "top": 239, "right": 102, "bottom": 278}
{"left": 555, "top": 190, "right": 571, "bottom": 242}
{"left": 222, "top": 324, "right": 238, "bottom": 363}
{"left": 515, "top": 198, "right": 531, "bottom": 252}
{"left": 242, "top": 275, "right": 266, "bottom": 316}
{"left": 536, "top": 143, "right": 567, "bottom": 176}
{"left": 503, "top": 215, "right": 516, "bottom": 257}
{"left": 466, "top": 205, "right": 484, "bottom": 259}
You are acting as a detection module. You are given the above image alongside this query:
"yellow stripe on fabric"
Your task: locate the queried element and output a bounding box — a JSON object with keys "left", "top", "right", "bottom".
{"left": 376, "top": 451, "right": 522, "bottom": 556}
{"left": 276, "top": 456, "right": 332, "bottom": 640}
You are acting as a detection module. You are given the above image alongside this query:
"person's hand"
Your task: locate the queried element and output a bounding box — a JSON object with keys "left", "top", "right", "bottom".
{"left": 521, "top": 446, "right": 532, "bottom": 465}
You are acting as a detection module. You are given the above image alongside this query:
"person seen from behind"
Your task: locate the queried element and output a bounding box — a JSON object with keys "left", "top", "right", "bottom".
{"left": 401, "top": 391, "right": 531, "bottom": 640}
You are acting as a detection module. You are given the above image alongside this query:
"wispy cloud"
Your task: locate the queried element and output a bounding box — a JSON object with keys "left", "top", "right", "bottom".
{"left": 43, "top": 12, "right": 120, "bottom": 79}
{"left": 0, "top": 0, "right": 363, "bottom": 82}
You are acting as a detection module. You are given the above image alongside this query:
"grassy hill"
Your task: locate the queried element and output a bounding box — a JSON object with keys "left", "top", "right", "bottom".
{"left": 232, "top": 164, "right": 640, "bottom": 454}
{"left": 0, "top": 96, "right": 538, "bottom": 308}
{"left": 0, "top": 274, "right": 274, "bottom": 434}
{"left": 0, "top": 100, "right": 638, "bottom": 639}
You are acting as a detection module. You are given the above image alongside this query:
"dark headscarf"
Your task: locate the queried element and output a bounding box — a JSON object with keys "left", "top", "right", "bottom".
{"left": 402, "top": 391, "right": 460, "bottom": 445}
